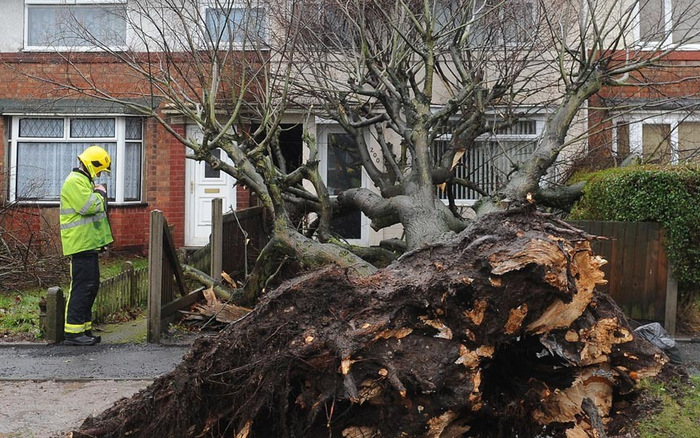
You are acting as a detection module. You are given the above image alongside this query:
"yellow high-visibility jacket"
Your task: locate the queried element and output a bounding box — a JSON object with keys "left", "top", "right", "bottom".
{"left": 59, "top": 169, "right": 114, "bottom": 256}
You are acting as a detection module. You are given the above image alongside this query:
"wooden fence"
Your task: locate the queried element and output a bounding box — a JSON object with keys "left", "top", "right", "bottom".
{"left": 568, "top": 220, "right": 678, "bottom": 334}
{"left": 209, "top": 201, "right": 269, "bottom": 283}
{"left": 147, "top": 209, "right": 203, "bottom": 343}
{"left": 93, "top": 262, "right": 148, "bottom": 321}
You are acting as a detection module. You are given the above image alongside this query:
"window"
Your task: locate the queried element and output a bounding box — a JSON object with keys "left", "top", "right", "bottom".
{"left": 319, "top": 128, "right": 366, "bottom": 242}
{"left": 10, "top": 116, "right": 143, "bottom": 203}
{"left": 638, "top": 0, "right": 700, "bottom": 47}
{"left": 472, "top": 0, "right": 537, "bottom": 46}
{"left": 204, "top": 3, "right": 267, "bottom": 46}
{"left": 296, "top": 0, "right": 363, "bottom": 50}
{"left": 616, "top": 115, "right": 700, "bottom": 164}
{"left": 25, "top": 1, "right": 127, "bottom": 50}
{"left": 435, "top": 120, "right": 540, "bottom": 204}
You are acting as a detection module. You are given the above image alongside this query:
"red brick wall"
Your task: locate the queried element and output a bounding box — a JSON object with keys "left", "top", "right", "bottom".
{"left": 0, "top": 54, "right": 190, "bottom": 253}
{"left": 590, "top": 51, "right": 700, "bottom": 160}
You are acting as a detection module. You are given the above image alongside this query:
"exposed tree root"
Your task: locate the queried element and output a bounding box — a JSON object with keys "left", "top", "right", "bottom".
{"left": 74, "top": 209, "right": 666, "bottom": 438}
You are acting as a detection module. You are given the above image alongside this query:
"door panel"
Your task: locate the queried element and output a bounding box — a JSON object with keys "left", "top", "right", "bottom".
{"left": 185, "top": 126, "right": 237, "bottom": 247}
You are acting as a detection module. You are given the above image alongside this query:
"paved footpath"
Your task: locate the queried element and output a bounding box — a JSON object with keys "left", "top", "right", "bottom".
{"left": 0, "top": 334, "right": 192, "bottom": 437}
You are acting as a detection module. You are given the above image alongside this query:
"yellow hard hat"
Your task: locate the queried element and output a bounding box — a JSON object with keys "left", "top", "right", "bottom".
{"left": 78, "top": 146, "right": 111, "bottom": 179}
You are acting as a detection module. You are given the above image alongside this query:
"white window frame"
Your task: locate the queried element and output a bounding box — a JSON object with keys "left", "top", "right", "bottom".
{"left": 317, "top": 124, "right": 369, "bottom": 246}
{"left": 615, "top": 112, "right": 700, "bottom": 164}
{"left": 634, "top": 0, "right": 700, "bottom": 50}
{"left": 8, "top": 115, "right": 143, "bottom": 205}
{"left": 24, "top": 0, "right": 129, "bottom": 52}
{"left": 436, "top": 117, "right": 544, "bottom": 206}
{"left": 200, "top": 0, "right": 269, "bottom": 50}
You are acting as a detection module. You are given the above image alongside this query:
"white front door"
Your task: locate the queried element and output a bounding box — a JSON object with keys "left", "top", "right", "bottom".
{"left": 185, "top": 125, "right": 237, "bottom": 247}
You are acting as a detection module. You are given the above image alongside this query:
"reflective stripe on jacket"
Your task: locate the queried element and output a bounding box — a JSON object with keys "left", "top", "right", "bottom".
{"left": 60, "top": 169, "right": 114, "bottom": 256}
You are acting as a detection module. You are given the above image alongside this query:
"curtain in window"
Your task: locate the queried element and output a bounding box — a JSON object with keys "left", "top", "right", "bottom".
{"left": 27, "top": 5, "right": 126, "bottom": 48}
{"left": 16, "top": 142, "right": 115, "bottom": 200}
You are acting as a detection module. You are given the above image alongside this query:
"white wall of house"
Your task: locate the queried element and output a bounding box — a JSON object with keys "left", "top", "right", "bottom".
{"left": 0, "top": 1, "right": 24, "bottom": 52}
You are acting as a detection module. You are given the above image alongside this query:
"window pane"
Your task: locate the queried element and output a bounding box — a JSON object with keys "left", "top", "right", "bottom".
{"left": 125, "top": 118, "right": 143, "bottom": 140}
{"left": 640, "top": 0, "right": 665, "bottom": 43}
{"left": 204, "top": 149, "right": 221, "bottom": 179}
{"left": 672, "top": 0, "right": 700, "bottom": 44}
{"left": 642, "top": 123, "right": 672, "bottom": 163}
{"left": 472, "top": 0, "right": 535, "bottom": 45}
{"left": 436, "top": 138, "right": 536, "bottom": 201}
{"left": 327, "top": 133, "right": 362, "bottom": 239}
{"left": 616, "top": 122, "right": 630, "bottom": 157}
{"left": 502, "top": 1, "right": 535, "bottom": 44}
{"left": 125, "top": 142, "right": 142, "bottom": 200}
{"left": 70, "top": 118, "right": 115, "bottom": 138}
{"left": 16, "top": 142, "right": 78, "bottom": 200}
{"left": 206, "top": 7, "right": 265, "bottom": 44}
{"left": 327, "top": 133, "right": 362, "bottom": 195}
{"left": 19, "top": 118, "right": 64, "bottom": 138}
{"left": 15, "top": 141, "right": 115, "bottom": 200}
{"left": 678, "top": 122, "right": 700, "bottom": 163}
{"left": 27, "top": 5, "right": 127, "bottom": 48}
{"left": 331, "top": 211, "right": 362, "bottom": 240}
{"left": 93, "top": 142, "right": 117, "bottom": 199}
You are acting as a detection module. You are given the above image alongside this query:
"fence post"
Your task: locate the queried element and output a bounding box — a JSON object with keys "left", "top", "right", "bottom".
{"left": 211, "top": 198, "right": 223, "bottom": 282}
{"left": 46, "top": 286, "right": 65, "bottom": 344}
{"left": 664, "top": 261, "right": 678, "bottom": 336}
{"left": 148, "top": 210, "right": 164, "bottom": 343}
{"left": 122, "top": 261, "right": 136, "bottom": 307}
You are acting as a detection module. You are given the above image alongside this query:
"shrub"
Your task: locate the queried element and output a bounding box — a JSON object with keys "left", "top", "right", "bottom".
{"left": 570, "top": 165, "right": 700, "bottom": 286}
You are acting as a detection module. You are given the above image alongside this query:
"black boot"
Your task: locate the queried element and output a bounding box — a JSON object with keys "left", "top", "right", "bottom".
{"left": 85, "top": 330, "right": 101, "bottom": 344}
{"left": 64, "top": 332, "right": 97, "bottom": 346}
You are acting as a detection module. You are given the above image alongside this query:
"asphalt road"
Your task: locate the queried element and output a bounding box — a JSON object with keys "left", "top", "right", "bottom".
{"left": 0, "top": 342, "right": 189, "bottom": 380}
{"left": 0, "top": 340, "right": 698, "bottom": 381}
{"left": 678, "top": 340, "right": 700, "bottom": 375}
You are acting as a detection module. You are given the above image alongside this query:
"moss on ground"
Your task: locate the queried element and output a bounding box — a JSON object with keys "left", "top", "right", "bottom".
{"left": 636, "top": 375, "right": 700, "bottom": 437}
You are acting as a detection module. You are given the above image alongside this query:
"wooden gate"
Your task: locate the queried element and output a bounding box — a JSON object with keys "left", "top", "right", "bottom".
{"left": 148, "top": 209, "right": 203, "bottom": 343}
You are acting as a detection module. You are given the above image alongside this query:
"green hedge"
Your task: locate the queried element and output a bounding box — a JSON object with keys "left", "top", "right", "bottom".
{"left": 570, "top": 165, "right": 700, "bottom": 286}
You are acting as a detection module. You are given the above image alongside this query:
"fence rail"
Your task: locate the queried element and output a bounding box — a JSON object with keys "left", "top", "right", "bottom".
{"left": 569, "top": 220, "right": 678, "bottom": 334}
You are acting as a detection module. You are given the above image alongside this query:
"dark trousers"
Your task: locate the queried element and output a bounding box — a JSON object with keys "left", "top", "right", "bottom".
{"left": 65, "top": 252, "right": 100, "bottom": 334}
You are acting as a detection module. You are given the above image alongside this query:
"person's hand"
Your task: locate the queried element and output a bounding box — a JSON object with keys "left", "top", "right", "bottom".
{"left": 94, "top": 184, "right": 105, "bottom": 192}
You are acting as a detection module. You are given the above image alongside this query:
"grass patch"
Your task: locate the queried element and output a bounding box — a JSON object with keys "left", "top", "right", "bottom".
{"left": 637, "top": 375, "right": 700, "bottom": 437}
{"left": 1, "top": 254, "right": 148, "bottom": 340}
{"left": 100, "top": 255, "right": 148, "bottom": 279}
{"left": 0, "top": 288, "right": 44, "bottom": 339}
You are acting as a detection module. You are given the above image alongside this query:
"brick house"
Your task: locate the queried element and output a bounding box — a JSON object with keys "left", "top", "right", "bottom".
{"left": 0, "top": 0, "right": 564, "bottom": 258}
{"left": 588, "top": 1, "right": 700, "bottom": 165}
{"left": 0, "top": 1, "right": 265, "bottom": 254}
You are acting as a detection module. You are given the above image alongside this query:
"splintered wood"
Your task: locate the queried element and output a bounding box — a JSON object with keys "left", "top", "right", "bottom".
{"left": 181, "top": 287, "right": 251, "bottom": 325}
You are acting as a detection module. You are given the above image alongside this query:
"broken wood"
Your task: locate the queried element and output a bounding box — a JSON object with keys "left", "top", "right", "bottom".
{"left": 75, "top": 209, "right": 667, "bottom": 438}
{"left": 182, "top": 264, "right": 241, "bottom": 302}
{"left": 181, "top": 287, "right": 252, "bottom": 325}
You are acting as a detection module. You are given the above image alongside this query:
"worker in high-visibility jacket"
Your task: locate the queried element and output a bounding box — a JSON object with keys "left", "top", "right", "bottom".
{"left": 60, "top": 146, "right": 114, "bottom": 346}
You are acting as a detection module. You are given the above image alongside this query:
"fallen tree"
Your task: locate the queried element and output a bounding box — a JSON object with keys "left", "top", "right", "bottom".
{"left": 74, "top": 209, "right": 666, "bottom": 438}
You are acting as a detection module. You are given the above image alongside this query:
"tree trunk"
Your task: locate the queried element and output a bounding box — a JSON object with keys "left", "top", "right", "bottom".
{"left": 74, "top": 209, "right": 666, "bottom": 438}
{"left": 242, "top": 226, "right": 378, "bottom": 304}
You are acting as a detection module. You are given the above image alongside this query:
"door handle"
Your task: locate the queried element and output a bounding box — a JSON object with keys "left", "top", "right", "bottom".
{"left": 190, "top": 181, "right": 194, "bottom": 194}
